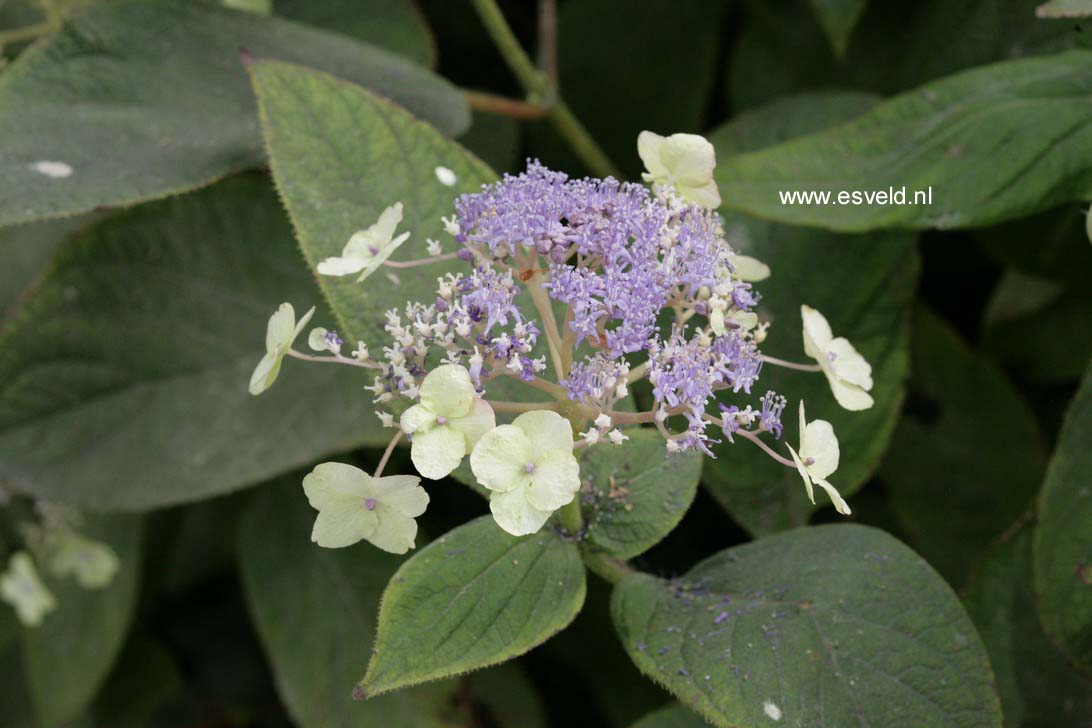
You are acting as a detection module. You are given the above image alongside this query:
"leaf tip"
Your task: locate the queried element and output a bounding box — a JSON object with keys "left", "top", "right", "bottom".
{"left": 238, "top": 46, "right": 256, "bottom": 66}
{"left": 352, "top": 684, "right": 367, "bottom": 701}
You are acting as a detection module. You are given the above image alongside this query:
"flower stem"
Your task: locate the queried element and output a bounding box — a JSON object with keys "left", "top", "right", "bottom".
{"left": 583, "top": 551, "right": 634, "bottom": 584}
{"left": 373, "top": 430, "right": 404, "bottom": 478}
{"left": 469, "top": 0, "right": 621, "bottom": 179}
{"left": 557, "top": 496, "right": 583, "bottom": 535}
{"left": 383, "top": 252, "right": 461, "bottom": 269}
{"left": 761, "top": 355, "right": 822, "bottom": 372}
{"left": 734, "top": 428, "right": 796, "bottom": 468}
{"left": 0, "top": 21, "right": 54, "bottom": 46}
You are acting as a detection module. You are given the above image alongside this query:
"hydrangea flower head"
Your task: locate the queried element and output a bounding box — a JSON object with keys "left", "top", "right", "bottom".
{"left": 637, "top": 131, "right": 721, "bottom": 208}
{"left": 317, "top": 203, "right": 410, "bottom": 281}
{"left": 470, "top": 410, "right": 581, "bottom": 536}
{"left": 303, "top": 462, "right": 428, "bottom": 554}
{"left": 801, "top": 305, "right": 874, "bottom": 411}
{"left": 249, "top": 302, "right": 314, "bottom": 395}
{"left": 0, "top": 551, "right": 56, "bottom": 627}
{"left": 400, "top": 364, "right": 496, "bottom": 479}
{"left": 786, "top": 401, "right": 850, "bottom": 515}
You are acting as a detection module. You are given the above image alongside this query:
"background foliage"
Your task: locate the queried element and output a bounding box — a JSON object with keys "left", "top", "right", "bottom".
{"left": 0, "top": 0, "right": 1089, "bottom": 726}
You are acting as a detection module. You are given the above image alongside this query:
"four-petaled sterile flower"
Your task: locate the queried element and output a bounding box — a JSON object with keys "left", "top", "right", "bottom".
{"left": 801, "top": 305, "right": 874, "bottom": 411}
{"left": 786, "top": 401, "right": 851, "bottom": 515}
{"left": 249, "top": 303, "right": 315, "bottom": 395}
{"left": 0, "top": 551, "right": 56, "bottom": 627}
{"left": 47, "top": 531, "right": 119, "bottom": 589}
{"left": 731, "top": 254, "right": 770, "bottom": 282}
{"left": 470, "top": 410, "right": 581, "bottom": 536}
{"left": 317, "top": 202, "right": 410, "bottom": 282}
{"left": 303, "top": 462, "right": 428, "bottom": 554}
{"left": 400, "top": 364, "right": 495, "bottom": 479}
{"left": 637, "top": 131, "right": 721, "bottom": 208}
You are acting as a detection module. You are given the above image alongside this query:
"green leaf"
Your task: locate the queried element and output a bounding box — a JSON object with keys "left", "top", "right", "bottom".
{"left": 0, "top": 175, "right": 386, "bottom": 510}
{"left": 238, "top": 479, "right": 470, "bottom": 727}
{"left": 580, "top": 429, "right": 702, "bottom": 560}
{"left": 66, "top": 636, "right": 182, "bottom": 728}
{"left": 1034, "top": 358, "right": 1092, "bottom": 671}
{"left": 964, "top": 527, "right": 1092, "bottom": 727}
{"left": 249, "top": 59, "right": 494, "bottom": 344}
{"left": 1037, "top": 0, "right": 1092, "bottom": 18}
{"left": 808, "top": 0, "right": 868, "bottom": 58}
{"left": 982, "top": 272, "right": 1092, "bottom": 382}
{"left": 22, "top": 513, "right": 143, "bottom": 728}
{"left": 0, "top": 0, "right": 468, "bottom": 227}
{"left": 0, "top": 216, "right": 91, "bottom": 315}
{"left": 273, "top": 0, "right": 435, "bottom": 67}
{"left": 528, "top": 0, "right": 725, "bottom": 178}
{"left": 611, "top": 524, "right": 1001, "bottom": 728}
{"left": 465, "top": 664, "right": 549, "bottom": 728}
{"left": 881, "top": 308, "right": 1047, "bottom": 586}
{"left": 976, "top": 206, "right": 1092, "bottom": 289}
{"left": 729, "top": 0, "right": 1090, "bottom": 109}
{"left": 702, "top": 93, "right": 918, "bottom": 535}
{"left": 717, "top": 51, "right": 1092, "bottom": 231}
{"left": 361, "top": 515, "right": 586, "bottom": 696}
{"left": 630, "top": 703, "right": 711, "bottom": 728}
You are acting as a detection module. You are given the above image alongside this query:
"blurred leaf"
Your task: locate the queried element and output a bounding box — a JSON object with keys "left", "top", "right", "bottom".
{"left": 730, "top": 0, "right": 1090, "bottom": 108}
{"left": 976, "top": 206, "right": 1092, "bottom": 289}
{"left": 361, "top": 515, "right": 585, "bottom": 696}
{"left": 703, "top": 92, "right": 917, "bottom": 535}
{"left": 458, "top": 110, "right": 521, "bottom": 175}
{"left": 1037, "top": 0, "right": 1092, "bottom": 17}
{"left": 528, "top": 0, "right": 724, "bottom": 178}
{"left": 581, "top": 429, "right": 702, "bottom": 561}
{"left": 22, "top": 513, "right": 143, "bottom": 728}
{"left": 67, "top": 636, "right": 182, "bottom": 728}
{"left": 808, "top": 0, "right": 868, "bottom": 58}
{"left": 0, "top": 216, "right": 92, "bottom": 316}
{"left": 0, "top": 0, "right": 468, "bottom": 227}
{"left": 630, "top": 703, "right": 710, "bottom": 728}
{"left": 0, "top": 175, "right": 386, "bottom": 510}
{"left": 465, "top": 664, "right": 549, "bottom": 728}
{"left": 1034, "top": 358, "right": 1092, "bottom": 671}
{"left": 0, "top": 609, "right": 35, "bottom": 728}
{"left": 238, "top": 480, "right": 471, "bottom": 728}
{"left": 982, "top": 272, "right": 1092, "bottom": 382}
{"left": 964, "top": 527, "right": 1092, "bottom": 727}
{"left": 717, "top": 51, "right": 1092, "bottom": 231}
{"left": 273, "top": 0, "right": 435, "bottom": 66}
{"left": 611, "top": 524, "right": 1000, "bottom": 728}
{"left": 881, "top": 307, "right": 1047, "bottom": 586}
{"left": 249, "top": 59, "right": 493, "bottom": 344}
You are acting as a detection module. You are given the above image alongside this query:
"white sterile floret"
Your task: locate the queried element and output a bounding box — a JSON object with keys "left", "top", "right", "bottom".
{"left": 426, "top": 238, "right": 443, "bottom": 256}
{"left": 470, "top": 410, "right": 581, "bottom": 536}
{"left": 785, "top": 401, "right": 850, "bottom": 515}
{"left": 47, "top": 531, "right": 119, "bottom": 589}
{"left": 607, "top": 429, "right": 628, "bottom": 445}
{"left": 581, "top": 429, "right": 601, "bottom": 445}
{"left": 376, "top": 411, "right": 395, "bottom": 428}
{"left": 249, "top": 303, "right": 315, "bottom": 395}
{"left": 801, "top": 305, "right": 874, "bottom": 411}
{"left": 399, "top": 365, "right": 496, "bottom": 479}
{"left": 317, "top": 203, "right": 410, "bottom": 282}
{"left": 637, "top": 131, "right": 721, "bottom": 209}
{"left": 594, "top": 413, "right": 612, "bottom": 430}
{"left": 0, "top": 552, "right": 56, "bottom": 627}
{"left": 731, "top": 254, "right": 770, "bottom": 282}
{"left": 303, "top": 463, "right": 428, "bottom": 554}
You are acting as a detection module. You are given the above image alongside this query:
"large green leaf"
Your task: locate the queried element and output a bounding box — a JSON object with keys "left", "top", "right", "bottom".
{"left": 238, "top": 480, "right": 469, "bottom": 727}
{"left": 703, "top": 93, "right": 918, "bottom": 535}
{"left": 630, "top": 703, "right": 710, "bottom": 728}
{"left": 273, "top": 0, "right": 435, "bottom": 67}
{"left": 361, "top": 515, "right": 586, "bottom": 697}
{"left": 976, "top": 206, "right": 1092, "bottom": 289}
{"left": 580, "top": 429, "right": 702, "bottom": 560}
{"left": 22, "top": 513, "right": 143, "bottom": 728}
{"left": 0, "top": 216, "right": 91, "bottom": 315}
{"left": 0, "top": 0, "right": 468, "bottom": 227}
{"left": 964, "top": 528, "right": 1092, "bottom": 727}
{"left": 717, "top": 51, "right": 1092, "bottom": 231}
{"left": 250, "top": 59, "right": 494, "bottom": 344}
{"left": 881, "top": 308, "right": 1047, "bottom": 586}
{"left": 808, "top": 0, "right": 868, "bottom": 58}
{"left": 0, "top": 175, "right": 386, "bottom": 510}
{"left": 66, "top": 636, "right": 182, "bottom": 728}
{"left": 1034, "top": 358, "right": 1092, "bottom": 670}
{"left": 611, "top": 524, "right": 1000, "bottom": 728}
{"left": 730, "top": 0, "right": 1090, "bottom": 108}
{"left": 527, "top": 0, "right": 724, "bottom": 178}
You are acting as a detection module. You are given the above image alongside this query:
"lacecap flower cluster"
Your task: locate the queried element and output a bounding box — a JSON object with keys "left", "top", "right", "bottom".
{"left": 249, "top": 131, "right": 875, "bottom": 552}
